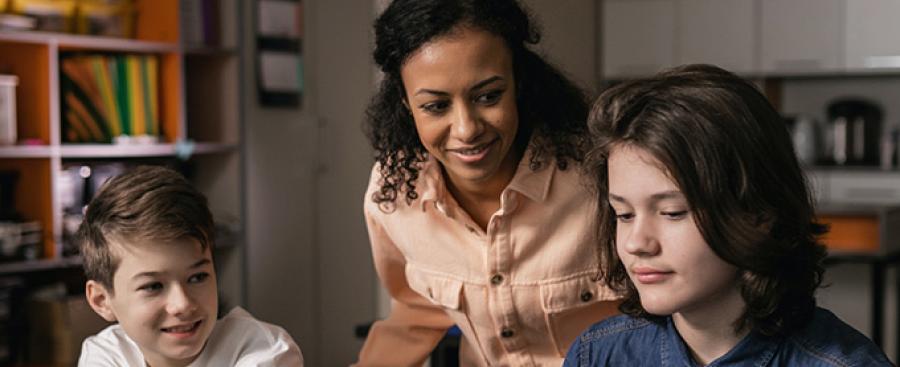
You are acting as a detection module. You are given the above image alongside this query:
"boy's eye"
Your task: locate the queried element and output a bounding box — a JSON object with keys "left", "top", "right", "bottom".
{"left": 420, "top": 100, "right": 449, "bottom": 114}
{"left": 188, "top": 272, "right": 210, "bottom": 284}
{"left": 474, "top": 90, "right": 503, "bottom": 105}
{"left": 615, "top": 213, "right": 634, "bottom": 223}
{"left": 612, "top": 210, "right": 634, "bottom": 223}
{"left": 138, "top": 282, "right": 163, "bottom": 293}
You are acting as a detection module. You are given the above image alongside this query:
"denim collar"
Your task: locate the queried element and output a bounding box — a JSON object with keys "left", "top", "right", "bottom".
{"left": 660, "top": 317, "right": 779, "bottom": 367}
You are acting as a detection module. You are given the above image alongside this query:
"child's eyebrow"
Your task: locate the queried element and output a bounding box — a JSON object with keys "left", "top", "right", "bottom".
{"left": 132, "top": 271, "right": 160, "bottom": 280}
{"left": 608, "top": 190, "right": 684, "bottom": 204}
{"left": 130, "top": 258, "right": 212, "bottom": 280}
{"left": 190, "top": 259, "right": 212, "bottom": 269}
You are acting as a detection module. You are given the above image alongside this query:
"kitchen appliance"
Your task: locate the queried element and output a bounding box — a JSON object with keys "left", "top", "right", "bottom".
{"left": 785, "top": 114, "right": 820, "bottom": 165}
{"left": 0, "top": 75, "right": 17, "bottom": 146}
{"left": 881, "top": 127, "right": 898, "bottom": 170}
{"left": 826, "top": 98, "right": 883, "bottom": 166}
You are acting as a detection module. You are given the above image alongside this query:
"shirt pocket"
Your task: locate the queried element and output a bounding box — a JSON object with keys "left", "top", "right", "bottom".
{"left": 540, "top": 274, "right": 620, "bottom": 357}
{"left": 405, "top": 264, "right": 490, "bottom": 363}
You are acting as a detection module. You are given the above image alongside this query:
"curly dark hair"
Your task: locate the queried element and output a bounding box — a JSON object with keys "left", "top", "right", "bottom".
{"left": 586, "top": 64, "right": 828, "bottom": 337}
{"left": 366, "top": 0, "right": 590, "bottom": 205}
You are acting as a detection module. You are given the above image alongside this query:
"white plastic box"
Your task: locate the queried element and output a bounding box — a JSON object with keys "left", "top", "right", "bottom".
{"left": 0, "top": 75, "right": 17, "bottom": 146}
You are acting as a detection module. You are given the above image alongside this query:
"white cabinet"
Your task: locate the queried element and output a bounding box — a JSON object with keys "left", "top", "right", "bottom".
{"left": 523, "top": 0, "right": 597, "bottom": 88}
{"left": 601, "top": 0, "right": 755, "bottom": 79}
{"left": 601, "top": 0, "right": 675, "bottom": 78}
{"left": 760, "top": 0, "right": 843, "bottom": 73}
{"left": 845, "top": 0, "right": 900, "bottom": 70}
{"left": 676, "top": 0, "right": 756, "bottom": 74}
{"left": 809, "top": 169, "right": 900, "bottom": 205}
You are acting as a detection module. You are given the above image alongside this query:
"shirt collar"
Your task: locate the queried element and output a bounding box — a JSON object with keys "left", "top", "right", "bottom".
{"left": 416, "top": 157, "right": 444, "bottom": 211}
{"left": 662, "top": 317, "right": 779, "bottom": 367}
{"left": 415, "top": 146, "right": 555, "bottom": 211}
{"left": 506, "top": 147, "right": 555, "bottom": 203}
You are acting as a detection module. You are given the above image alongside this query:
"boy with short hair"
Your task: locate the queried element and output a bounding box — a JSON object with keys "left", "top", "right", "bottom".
{"left": 77, "top": 165, "right": 303, "bottom": 367}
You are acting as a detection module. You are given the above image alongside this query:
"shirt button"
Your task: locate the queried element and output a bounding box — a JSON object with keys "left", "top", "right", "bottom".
{"left": 500, "top": 327, "right": 515, "bottom": 338}
{"left": 490, "top": 274, "right": 504, "bottom": 285}
{"left": 580, "top": 290, "right": 594, "bottom": 302}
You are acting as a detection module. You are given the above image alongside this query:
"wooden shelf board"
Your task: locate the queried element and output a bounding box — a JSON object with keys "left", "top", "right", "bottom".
{"left": 0, "top": 30, "right": 178, "bottom": 53}
{"left": 0, "top": 146, "right": 53, "bottom": 158}
{"left": 0, "top": 256, "right": 82, "bottom": 276}
{"left": 59, "top": 142, "right": 237, "bottom": 158}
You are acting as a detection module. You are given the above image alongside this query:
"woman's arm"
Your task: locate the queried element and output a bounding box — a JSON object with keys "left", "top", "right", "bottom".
{"left": 354, "top": 203, "right": 456, "bottom": 366}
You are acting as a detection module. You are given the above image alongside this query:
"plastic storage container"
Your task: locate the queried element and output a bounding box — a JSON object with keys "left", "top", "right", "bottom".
{"left": 0, "top": 75, "right": 18, "bottom": 146}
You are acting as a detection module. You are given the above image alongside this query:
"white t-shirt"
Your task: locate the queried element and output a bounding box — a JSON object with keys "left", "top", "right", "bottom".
{"left": 78, "top": 307, "right": 304, "bottom": 366}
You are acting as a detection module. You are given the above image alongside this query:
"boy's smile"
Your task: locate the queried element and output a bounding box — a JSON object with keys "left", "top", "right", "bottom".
{"left": 87, "top": 238, "right": 218, "bottom": 367}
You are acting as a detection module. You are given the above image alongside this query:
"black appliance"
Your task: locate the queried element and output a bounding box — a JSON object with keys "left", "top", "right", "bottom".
{"left": 826, "top": 98, "right": 883, "bottom": 165}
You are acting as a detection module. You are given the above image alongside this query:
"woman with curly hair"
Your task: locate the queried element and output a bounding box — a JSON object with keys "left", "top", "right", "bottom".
{"left": 565, "top": 64, "right": 891, "bottom": 366}
{"left": 357, "top": 0, "right": 620, "bottom": 365}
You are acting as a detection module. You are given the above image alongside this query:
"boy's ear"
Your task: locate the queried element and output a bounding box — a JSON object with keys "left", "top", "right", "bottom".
{"left": 86, "top": 280, "right": 117, "bottom": 322}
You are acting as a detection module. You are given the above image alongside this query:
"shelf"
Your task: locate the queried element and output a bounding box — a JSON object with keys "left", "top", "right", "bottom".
{"left": 59, "top": 142, "right": 237, "bottom": 158}
{"left": 0, "top": 257, "right": 82, "bottom": 276}
{"left": 0, "top": 143, "right": 237, "bottom": 159}
{"left": 807, "top": 165, "right": 900, "bottom": 174}
{"left": 0, "top": 146, "right": 53, "bottom": 158}
{"left": 0, "top": 0, "right": 245, "bottom": 311}
{"left": 0, "top": 30, "right": 179, "bottom": 53}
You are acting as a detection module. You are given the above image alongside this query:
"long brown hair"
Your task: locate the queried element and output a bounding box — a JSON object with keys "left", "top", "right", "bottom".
{"left": 586, "top": 64, "right": 827, "bottom": 336}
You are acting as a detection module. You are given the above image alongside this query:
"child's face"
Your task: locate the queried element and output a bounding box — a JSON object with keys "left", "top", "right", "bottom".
{"left": 89, "top": 238, "right": 218, "bottom": 367}
{"left": 607, "top": 145, "right": 742, "bottom": 318}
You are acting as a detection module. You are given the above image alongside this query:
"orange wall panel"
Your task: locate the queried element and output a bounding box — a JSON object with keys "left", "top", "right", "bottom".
{"left": 818, "top": 215, "right": 880, "bottom": 253}
{"left": 133, "top": 0, "right": 180, "bottom": 43}
{"left": 0, "top": 42, "right": 51, "bottom": 145}
{"left": 160, "top": 52, "right": 182, "bottom": 143}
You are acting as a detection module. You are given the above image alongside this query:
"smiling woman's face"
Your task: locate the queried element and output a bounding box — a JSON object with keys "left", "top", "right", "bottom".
{"left": 607, "top": 144, "right": 741, "bottom": 318}
{"left": 400, "top": 26, "right": 520, "bottom": 191}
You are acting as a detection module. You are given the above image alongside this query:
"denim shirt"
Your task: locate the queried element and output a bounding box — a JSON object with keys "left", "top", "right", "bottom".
{"left": 564, "top": 307, "right": 892, "bottom": 367}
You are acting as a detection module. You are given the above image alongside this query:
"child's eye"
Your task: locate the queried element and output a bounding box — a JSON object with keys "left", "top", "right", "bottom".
{"left": 661, "top": 210, "right": 688, "bottom": 220}
{"left": 188, "top": 272, "right": 210, "bottom": 284}
{"left": 420, "top": 100, "right": 449, "bottom": 114}
{"left": 615, "top": 212, "right": 635, "bottom": 223}
{"left": 138, "top": 282, "right": 163, "bottom": 293}
{"left": 474, "top": 90, "right": 503, "bottom": 105}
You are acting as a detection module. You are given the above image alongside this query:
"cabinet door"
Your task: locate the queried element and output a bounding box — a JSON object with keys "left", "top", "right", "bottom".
{"left": 845, "top": 0, "right": 900, "bottom": 70}
{"left": 523, "top": 0, "right": 597, "bottom": 88}
{"left": 601, "top": 0, "right": 675, "bottom": 78}
{"left": 760, "top": 0, "right": 843, "bottom": 74}
{"left": 677, "top": 0, "right": 756, "bottom": 74}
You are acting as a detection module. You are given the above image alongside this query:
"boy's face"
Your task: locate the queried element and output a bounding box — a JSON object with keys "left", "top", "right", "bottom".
{"left": 87, "top": 238, "right": 218, "bottom": 367}
{"left": 607, "top": 145, "right": 741, "bottom": 320}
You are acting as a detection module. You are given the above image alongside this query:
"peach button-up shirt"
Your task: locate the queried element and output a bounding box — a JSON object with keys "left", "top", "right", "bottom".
{"left": 356, "top": 152, "right": 620, "bottom": 366}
